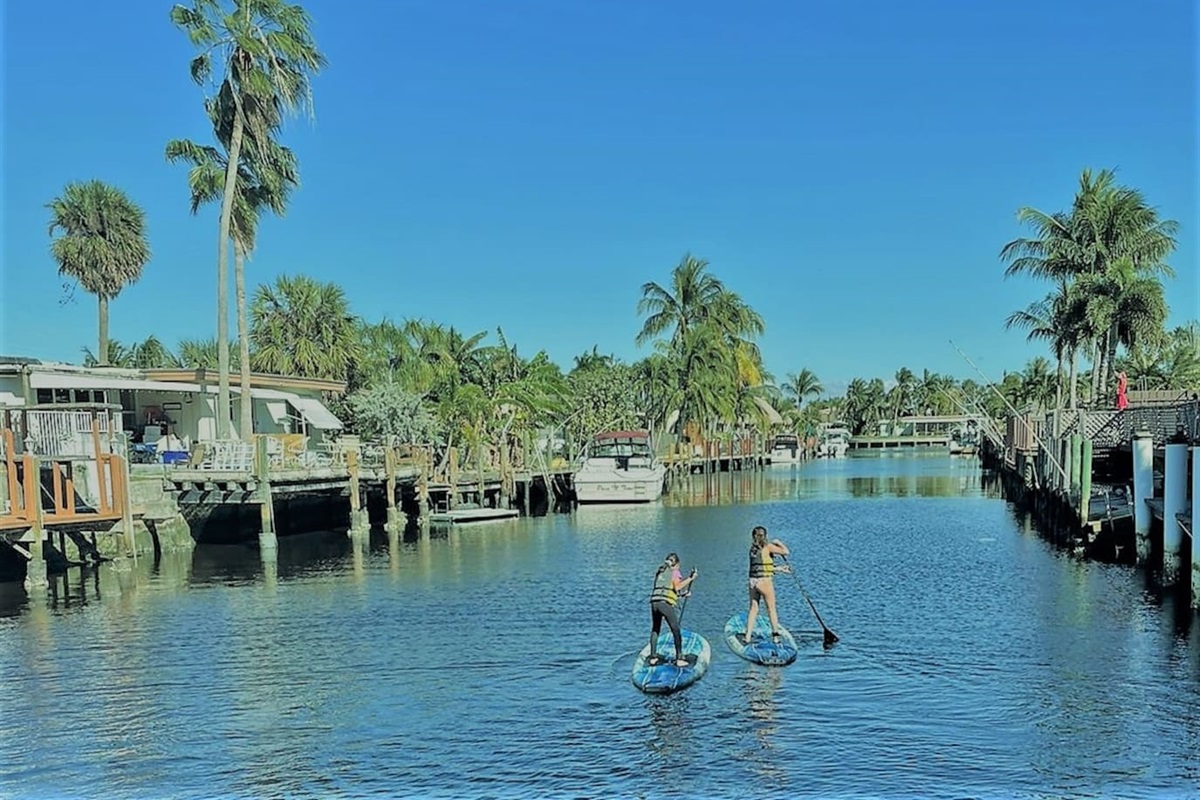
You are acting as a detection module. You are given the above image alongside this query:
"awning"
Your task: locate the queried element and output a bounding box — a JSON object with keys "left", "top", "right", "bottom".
{"left": 28, "top": 372, "right": 212, "bottom": 394}
{"left": 289, "top": 396, "right": 343, "bottom": 430}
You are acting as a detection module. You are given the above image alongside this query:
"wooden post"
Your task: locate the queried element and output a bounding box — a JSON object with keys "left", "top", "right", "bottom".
{"left": 94, "top": 433, "right": 109, "bottom": 515}
{"left": 25, "top": 452, "right": 47, "bottom": 590}
{"left": 346, "top": 445, "right": 366, "bottom": 532}
{"left": 118, "top": 445, "right": 135, "bottom": 557}
{"left": 477, "top": 441, "right": 487, "bottom": 507}
{"left": 254, "top": 435, "right": 277, "bottom": 548}
{"left": 384, "top": 445, "right": 399, "bottom": 530}
{"left": 417, "top": 446, "right": 430, "bottom": 521}
{"left": 500, "top": 436, "right": 511, "bottom": 509}
{"left": 449, "top": 446, "right": 459, "bottom": 510}
{"left": 1079, "top": 438, "right": 1093, "bottom": 524}
{"left": 1069, "top": 433, "right": 1082, "bottom": 499}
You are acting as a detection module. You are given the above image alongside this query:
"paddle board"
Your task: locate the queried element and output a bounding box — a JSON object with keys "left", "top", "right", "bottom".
{"left": 723, "top": 611, "right": 798, "bottom": 666}
{"left": 631, "top": 628, "right": 711, "bottom": 694}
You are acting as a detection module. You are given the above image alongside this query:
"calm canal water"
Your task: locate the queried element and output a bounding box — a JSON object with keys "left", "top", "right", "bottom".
{"left": 2, "top": 454, "right": 1199, "bottom": 800}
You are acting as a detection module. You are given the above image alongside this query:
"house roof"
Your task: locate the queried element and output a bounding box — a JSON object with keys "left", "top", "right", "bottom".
{"left": 144, "top": 368, "right": 346, "bottom": 395}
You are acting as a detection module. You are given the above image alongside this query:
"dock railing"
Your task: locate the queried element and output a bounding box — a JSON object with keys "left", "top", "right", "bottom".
{"left": 0, "top": 405, "right": 128, "bottom": 532}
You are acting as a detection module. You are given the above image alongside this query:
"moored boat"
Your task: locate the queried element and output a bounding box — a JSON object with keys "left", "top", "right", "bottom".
{"left": 573, "top": 429, "right": 666, "bottom": 503}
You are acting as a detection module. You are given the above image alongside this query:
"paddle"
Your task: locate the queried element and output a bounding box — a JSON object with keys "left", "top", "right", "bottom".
{"left": 779, "top": 555, "right": 839, "bottom": 646}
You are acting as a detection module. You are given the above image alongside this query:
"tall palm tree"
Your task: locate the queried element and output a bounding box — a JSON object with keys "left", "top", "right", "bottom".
{"left": 166, "top": 96, "right": 299, "bottom": 437}
{"left": 635, "top": 254, "right": 727, "bottom": 347}
{"left": 171, "top": 0, "right": 325, "bottom": 437}
{"left": 47, "top": 181, "right": 151, "bottom": 366}
{"left": 1001, "top": 168, "right": 1178, "bottom": 400}
{"left": 250, "top": 275, "right": 361, "bottom": 380}
{"left": 782, "top": 368, "right": 823, "bottom": 410}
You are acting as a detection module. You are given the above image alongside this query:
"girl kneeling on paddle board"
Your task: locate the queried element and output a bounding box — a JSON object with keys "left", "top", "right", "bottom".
{"left": 647, "top": 552, "right": 697, "bottom": 667}
{"left": 743, "top": 526, "right": 790, "bottom": 644}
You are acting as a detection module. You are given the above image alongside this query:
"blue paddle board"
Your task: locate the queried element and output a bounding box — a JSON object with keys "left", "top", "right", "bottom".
{"left": 631, "top": 628, "right": 711, "bottom": 694}
{"left": 724, "top": 611, "right": 798, "bottom": 666}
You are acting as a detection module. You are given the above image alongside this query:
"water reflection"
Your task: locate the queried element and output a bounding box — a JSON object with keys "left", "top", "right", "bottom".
{"left": 2, "top": 454, "right": 1199, "bottom": 800}
{"left": 740, "top": 668, "right": 784, "bottom": 762}
{"left": 665, "top": 456, "right": 984, "bottom": 506}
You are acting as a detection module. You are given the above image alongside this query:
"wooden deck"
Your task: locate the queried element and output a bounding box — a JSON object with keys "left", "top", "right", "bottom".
{"left": 1, "top": 407, "right": 130, "bottom": 541}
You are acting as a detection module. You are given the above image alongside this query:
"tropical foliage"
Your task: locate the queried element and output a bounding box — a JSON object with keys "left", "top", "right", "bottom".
{"left": 1001, "top": 168, "right": 1187, "bottom": 407}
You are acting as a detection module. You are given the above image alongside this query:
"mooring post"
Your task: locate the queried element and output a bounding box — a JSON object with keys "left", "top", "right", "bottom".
{"left": 346, "top": 446, "right": 367, "bottom": 532}
{"left": 1079, "top": 438, "right": 1093, "bottom": 525}
{"left": 1132, "top": 430, "right": 1154, "bottom": 564}
{"left": 119, "top": 437, "right": 136, "bottom": 558}
{"left": 1162, "top": 442, "right": 1189, "bottom": 586}
{"left": 499, "top": 437, "right": 511, "bottom": 509}
{"left": 384, "top": 445, "right": 399, "bottom": 531}
{"left": 24, "top": 452, "right": 47, "bottom": 591}
{"left": 1069, "top": 433, "right": 1082, "bottom": 500}
{"left": 417, "top": 447, "right": 430, "bottom": 522}
{"left": 1191, "top": 445, "right": 1199, "bottom": 608}
{"left": 448, "top": 446, "right": 459, "bottom": 510}
{"left": 253, "top": 436, "right": 277, "bottom": 549}
{"left": 477, "top": 441, "right": 486, "bottom": 507}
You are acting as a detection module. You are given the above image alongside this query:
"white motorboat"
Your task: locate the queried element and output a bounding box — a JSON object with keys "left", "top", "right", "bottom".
{"left": 769, "top": 433, "right": 802, "bottom": 465}
{"left": 816, "top": 424, "right": 851, "bottom": 458}
{"left": 573, "top": 430, "right": 666, "bottom": 504}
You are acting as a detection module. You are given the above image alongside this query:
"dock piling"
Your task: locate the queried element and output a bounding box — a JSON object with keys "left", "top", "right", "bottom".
{"left": 384, "top": 445, "right": 400, "bottom": 531}
{"left": 1079, "top": 438, "right": 1093, "bottom": 524}
{"left": 253, "top": 436, "right": 277, "bottom": 549}
{"left": 1192, "top": 446, "right": 1199, "bottom": 608}
{"left": 1132, "top": 430, "right": 1154, "bottom": 564}
{"left": 1162, "top": 442, "right": 1189, "bottom": 586}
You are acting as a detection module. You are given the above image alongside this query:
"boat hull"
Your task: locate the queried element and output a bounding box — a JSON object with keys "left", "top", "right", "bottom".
{"left": 573, "top": 466, "right": 666, "bottom": 503}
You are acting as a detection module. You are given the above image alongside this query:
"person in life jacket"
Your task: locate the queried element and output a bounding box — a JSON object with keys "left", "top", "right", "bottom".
{"left": 742, "top": 525, "right": 790, "bottom": 645}
{"left": 647, "top": 552, "right": 698, "bottom": 667}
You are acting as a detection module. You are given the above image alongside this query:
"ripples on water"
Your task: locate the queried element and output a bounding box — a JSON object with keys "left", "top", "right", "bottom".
{"left": 2, "top": 454, "right": 1198, "bottom": 799}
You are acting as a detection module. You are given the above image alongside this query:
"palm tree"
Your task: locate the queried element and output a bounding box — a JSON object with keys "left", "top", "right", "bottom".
{"left": 635, "top": 254, "right": 727, "bottom": 347}
{"left": 47, "top": 181, "right": 151, "bottom": 366}
{"left": 1001, "top": 168, "right": 1178, "bottom": 399}
{"left": 171, "top": 0, "right": 325, "bottom": 437}
{"left": 166, "top": 95, "right": 299, "bottom": 437}
{"left": 782, "top": 368, "right": 823, "bottom": 410}
{"left": 636, "top": 255, "right": 765, "bottom": 447}
{"left": 250, "top": 275, "right": 361, "bottom": 380}
{"left": 178, "top": 337, "right": 240, "bottom": 370}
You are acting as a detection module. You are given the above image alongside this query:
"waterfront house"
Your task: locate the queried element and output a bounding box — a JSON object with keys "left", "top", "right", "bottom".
{"left": 0, "top": 357, "right": 346, "bottom": 461}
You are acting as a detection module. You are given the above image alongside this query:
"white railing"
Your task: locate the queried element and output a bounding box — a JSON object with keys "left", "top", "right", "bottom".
{"left": 189, "top": 440, "right": 254, "bottom": 472}
{"left": 23, "top": 410, "right": 119, "bottom": 458}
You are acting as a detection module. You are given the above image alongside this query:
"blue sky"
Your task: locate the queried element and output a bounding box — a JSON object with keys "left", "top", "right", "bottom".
{"left": 1, "top": 0, "right": 1195, "bottom": 396}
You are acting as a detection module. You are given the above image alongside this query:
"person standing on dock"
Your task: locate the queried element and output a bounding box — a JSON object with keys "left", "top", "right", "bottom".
{"left": 743, "top": 526, "right": 790, "bottom": 645}
{"left": 1116, "top": 371, "right": 1129, "bottom": 410}
{"left": 647, "top": 552, "right": 697, "bottom": 667}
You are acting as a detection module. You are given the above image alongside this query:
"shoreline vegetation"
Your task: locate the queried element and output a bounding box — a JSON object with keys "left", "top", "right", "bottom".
{"left": 41, "top": 1, "right": 1197, "bottom": 463}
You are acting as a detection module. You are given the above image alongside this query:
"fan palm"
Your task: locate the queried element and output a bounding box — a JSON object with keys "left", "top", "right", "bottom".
{"left": 47, "top": 181, "right": 151, "bottom": 366}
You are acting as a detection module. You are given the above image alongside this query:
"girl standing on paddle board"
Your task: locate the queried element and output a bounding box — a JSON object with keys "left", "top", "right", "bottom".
{"left": 743, "top": 526, "right": 790, "bottom": 644}
{"left": 647, "top": 552, "right": 697, "bottom": 667}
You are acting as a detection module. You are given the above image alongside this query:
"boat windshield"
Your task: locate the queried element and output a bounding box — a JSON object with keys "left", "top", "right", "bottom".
{"left": 590, "top": 436, "right": 652, "bottom": 459}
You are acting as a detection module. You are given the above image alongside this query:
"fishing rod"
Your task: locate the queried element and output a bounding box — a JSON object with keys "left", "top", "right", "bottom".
{"left": 950, "top": 340, "right": 1068, "bottom": 484}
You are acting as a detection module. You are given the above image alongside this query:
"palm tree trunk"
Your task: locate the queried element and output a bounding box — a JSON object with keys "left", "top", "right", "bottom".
{"left": 1054, "top": 355, "right": 1064, "bottom": 411}
{"left": 236, "top": 239, "right": 253, "bottom": 440}
{"left": 1089, "top": 336, "right": 1104, "bottom": 404}
{"left": 215, "top": 103, "right": 246, "bottom": 439}
{"left": 97, "top": 295, "right": 110, "bottom": 367}
{"left": 1103, "top": 320, "right": 1119, "bottom": 399}
{"left": 1068, "top": 347, "right": 1079, "bottom": 410}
